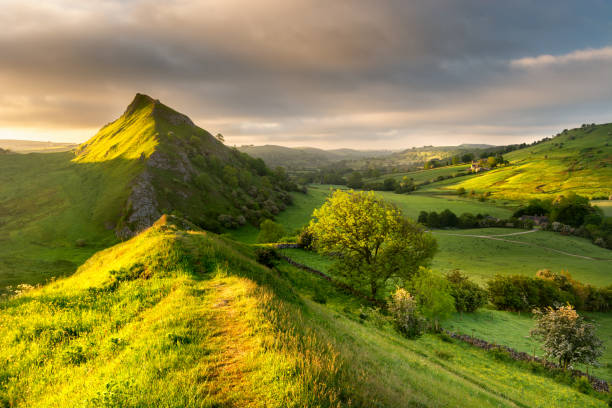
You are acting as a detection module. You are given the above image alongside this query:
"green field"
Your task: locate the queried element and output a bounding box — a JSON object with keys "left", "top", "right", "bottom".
{"left": 446, "top": 309, "right": 612, "bottom": 382}
{"left": 0, "top": 216, "right": 606, "bottom": 407}
{"left": 367, "top": 164, "right": 471, "bottom": 184}
{"left": 432, "top": 228, "right": 612, "bottom": 286}
{"left": 233, "top": 185, "right": 610, "bottom": 286}
{"left": 0, "top": 151, "right": 130, "bottom": 292}
{"left": 426, "top": 124, "right": 612, "bottom": 200}
{"left": 593, "top": 200, "right": 612, "bottom": 217}
{"left": 230, "top": 184, "right": 515, "bottom": 245}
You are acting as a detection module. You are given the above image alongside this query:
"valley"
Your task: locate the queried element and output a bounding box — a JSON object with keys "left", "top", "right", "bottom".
{"left": 1, "top": 96, "right": 611, "bottom": 407}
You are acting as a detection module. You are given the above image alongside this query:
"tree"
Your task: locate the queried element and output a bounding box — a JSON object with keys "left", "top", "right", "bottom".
{"left": 383, "top": 178, "right": 398, "bottom": 191}
{"left": 487, "top": 156, "right": 497, "bottom": 168}
{"left": 410, "top": 268, "right": 455, "bottom": 330}
{"left": 530, "top": 305, "right": 603, "bottom": 370}
{"left": 446, "top": 270, "right": 487, "bottom": 313}
{"left": 257, "top": 219, "right": 285, "bottom": 243}
{"left": 216, "top": 133, "right": 225, "bottom": 143}
{"left": 309, "top": 190, "right": 437, "bottom": 298}
{"left": 346, "top": 172, "right": 364, "bottom": 189}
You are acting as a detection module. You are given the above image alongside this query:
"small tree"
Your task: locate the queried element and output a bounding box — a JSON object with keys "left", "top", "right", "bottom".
{"left": 216, "top": 133, "right": 225, "bottom": 143}
{"left": 388, "top": 287, "right": 424, "bottom": 338}
{"left": 257, "top": 219, "right": 285, "bottom": 243}
{"left": 530, "top": 305, "right": 603, "bottom": 370}
{"left": 411, "top": 269, "right": 455, "bottom": 331}
{"left": 309, "top": 190, "right": 437, "bottom": 298}
{"left": 446, "top": 270, "right": 488, "bottom": 313}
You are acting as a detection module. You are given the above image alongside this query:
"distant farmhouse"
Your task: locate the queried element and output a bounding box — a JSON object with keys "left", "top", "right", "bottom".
{"left": 470, "top": 161, "right": 490, "bottom": 173}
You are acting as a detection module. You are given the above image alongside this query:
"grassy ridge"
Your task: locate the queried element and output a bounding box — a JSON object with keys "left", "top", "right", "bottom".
{"left": 0, "top": 217, "right": 606, "bottom": 407}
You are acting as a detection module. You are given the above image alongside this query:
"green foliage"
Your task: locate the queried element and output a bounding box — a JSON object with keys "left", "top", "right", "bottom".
{"left": 309, "top": 190, "right": 437, "bottom": 298}
{"left": 254, "top": 247, "right": 280, "bottom": 267}
{"left": 574, "top": 376, "right": 593, "bottom": 394}
{"left": 257, "top": 219, "right": 285, "bottom": 243}
{"left": 445, "top": 270, "right": 488, "bottom": 313}
{"left": 531, "top": 305, "right": 604, "bottom": 370}
{"left": 388, "top": 288, "right": 424, "bottom": 338}
{"left": 410, "top": 269, "right": 455, "bottom": 330}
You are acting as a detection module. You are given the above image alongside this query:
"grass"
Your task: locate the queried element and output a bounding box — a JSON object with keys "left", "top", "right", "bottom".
{"left": 445, "top": 308, "right": 612, "bottom": 383}
{"left": 593, "top": 200, "right": 612, "bottom": 217}
{"left": 0, "top": 216, "right": 607, "bottom": 407}
{"left": 425, "top": 123, "right": 612, "bottom": 200}
{"left": 431, "top": 228, "right": 612, "bottom": 286}
{"left": 0, "top": 151, "right": 135, "bottom": 292}
{"left": 366, "top": 164, "right": 471, "bottom": 184}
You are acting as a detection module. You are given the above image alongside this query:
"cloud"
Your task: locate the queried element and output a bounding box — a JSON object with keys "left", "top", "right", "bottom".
{"left": 0, "top": 0, "right": 611, "bottom": 148}
{"left": 511, "top": 46, "right": 612, "bottom": 68}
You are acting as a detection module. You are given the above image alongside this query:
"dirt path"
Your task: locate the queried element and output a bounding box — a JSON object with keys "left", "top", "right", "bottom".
{"left": 431, "top": 230, "right": 612, "bottom": 261}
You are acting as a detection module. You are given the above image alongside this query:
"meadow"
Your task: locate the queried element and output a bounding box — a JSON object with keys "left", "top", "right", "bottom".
{"left": 425, "top": 124, "right": 612, "bottom": 200}
{"left": 366, "top": 164, "right": 471, "bottom": 184}
{"left": 0, "top": 151, "right": 132, "bottom": 292}
{"left": 445, "top": 308, "right": 612, "bottom": 383}
{"left": 0, "top": 217, "right": 607, "bottom": 407}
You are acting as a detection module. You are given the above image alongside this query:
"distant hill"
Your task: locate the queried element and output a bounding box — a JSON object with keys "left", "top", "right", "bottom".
{"left": 436, "top": 123, "right": 612, "bottom": 200}
{"left": 0, "top": 93, "right": 293, "bottom": 290}
{"left": 0, "top": 139, "right": 77, "bottom": 153}
{"left": 237, "top": 144, "right": 394, "bottom": 169}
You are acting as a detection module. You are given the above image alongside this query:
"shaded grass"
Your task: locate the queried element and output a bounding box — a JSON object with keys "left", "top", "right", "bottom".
{"left": 445, "top": 308, "right": 612, "bottom": 383}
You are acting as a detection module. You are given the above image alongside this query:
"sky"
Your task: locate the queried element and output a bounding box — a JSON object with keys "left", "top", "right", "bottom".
{"left": 1, "top": 0, "right": 611, "bottom": 149}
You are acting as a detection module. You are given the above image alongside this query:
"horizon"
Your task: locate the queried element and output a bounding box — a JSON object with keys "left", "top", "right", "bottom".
{"left": 1, "top": 1, "right": 612, "bottom": 149}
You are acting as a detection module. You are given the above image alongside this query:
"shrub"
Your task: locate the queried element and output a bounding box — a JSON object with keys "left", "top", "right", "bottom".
{"left": 574, "top": 376, "right": 592, "bottom": 394}
{"left": 257, "top": 219, "right": 285, "bottom": 243}
{"left": 297, "top": 228, "right": 314, "bottom": 249}
{"left": 254, "top": 247, "right": 279, "bottom": 268}
{"left": 446, "top": 270, "right": 487, "bottom": 312}
{"left": 312, "top": 288, "right": 327, "bottom": 304}
{"left": 358, "top": 306, "right": 389, "bottom": 329}
{"left": 388, "top": 288, "right": 424, "bottom": 338}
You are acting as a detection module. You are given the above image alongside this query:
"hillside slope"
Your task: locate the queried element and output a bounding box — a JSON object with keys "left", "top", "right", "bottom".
{"left": 0, "top": 94, "right": 292, "bottom": 292}
{"left": 76, "top": 94, "right": 293, "bottom": 237}
{"left": 0, "top": 216, "right": 606, "bottom": 407}
{"left": 447, "top": 123, "right": 612, "bottom": 200}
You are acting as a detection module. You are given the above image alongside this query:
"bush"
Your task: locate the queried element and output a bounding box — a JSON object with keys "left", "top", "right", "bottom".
{"left": 297, "top": 228, "right": 314, "bottom": 249}
{"left": 257, "top": 219, "right": 285, "bottom": 243}
{"left": 388, "top": 288, "right": 424, "bottom": 338}
{"left": 254, "top": 247, "right": 279, "bottom": 268}
{"left": 446, "top": 270, "right": 488, "bottom": 312}
{"left": 574, "top": 376, "right": 592, "bottom": 394}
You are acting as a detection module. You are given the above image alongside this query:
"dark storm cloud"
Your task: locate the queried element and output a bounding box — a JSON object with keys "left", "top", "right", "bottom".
{"left": 1, "top": 0, "right": 611, "bottom": 147}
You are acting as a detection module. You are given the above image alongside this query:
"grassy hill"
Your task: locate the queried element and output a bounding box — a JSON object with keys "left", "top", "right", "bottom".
{"left": 237, "top": 145, "right": 393, "bottom": 170}
{"left": 0, "top": 94, "right": 292, "bottom": 293}
{"left": 435, "top": 123, "right": 612, "bottom": 200}
{"left": 0, "top": 215, "right": 606, "bottom": 407}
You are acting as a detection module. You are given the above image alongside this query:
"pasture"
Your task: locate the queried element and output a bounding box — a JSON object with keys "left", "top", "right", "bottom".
{"left": 446, "top": 309, "right": 612, "bottom": 382}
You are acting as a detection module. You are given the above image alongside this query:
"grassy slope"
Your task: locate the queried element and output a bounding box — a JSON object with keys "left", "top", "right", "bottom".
{"left": 0, "top": 151, "right": 136, "bottom": 292}
{"left": 438, "top": 123, "right": 612, "bottom": 200}
{"left": 0, "top": 218, "right": 606, "bottom": 407}
{"left": 446, "top": 309, "right": 612, "bottom": 382}
{"left": 366, "top": 164, "right": 471, "bottom": 184}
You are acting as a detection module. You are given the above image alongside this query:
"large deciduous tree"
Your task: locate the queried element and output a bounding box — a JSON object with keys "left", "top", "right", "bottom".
{"left": 308, "top": 190, "right": 437, "bottom": 298}
{"left": 530, "top": 305, "right": 603, "bottom": 370}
